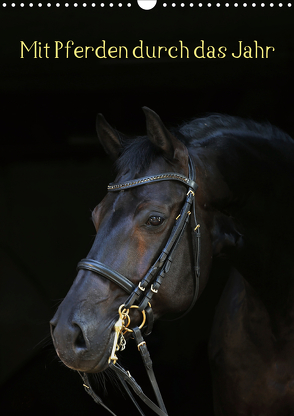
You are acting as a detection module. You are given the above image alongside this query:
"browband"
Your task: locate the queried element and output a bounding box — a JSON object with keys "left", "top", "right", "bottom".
{"left": 108, "top": 172, "right": 198, "bottom": 193}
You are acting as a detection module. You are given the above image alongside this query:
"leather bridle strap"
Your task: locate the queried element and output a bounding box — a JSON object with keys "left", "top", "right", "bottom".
{"left": 79, "top": 372, "right": 117, "bottom": 416}
{"left": 132, "top": 326, "right": 167, "bottom": 413}
{"left": 77, "top": 259, "right": 135, "bottom": 294}
{"left": 111, "top": 364, "right": 168, "bottom": 416}
{"left": 80, "top": 362, "right": 168, "bottom": 416}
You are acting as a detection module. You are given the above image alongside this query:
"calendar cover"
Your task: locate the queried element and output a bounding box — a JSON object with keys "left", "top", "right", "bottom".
{"left": 1, "top": 2, "right": 293, "bottom": 415}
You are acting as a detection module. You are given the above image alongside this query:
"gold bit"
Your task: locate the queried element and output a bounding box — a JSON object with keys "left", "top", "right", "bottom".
{"left": 108, "top": 316, "right": 124, "bottom": 364}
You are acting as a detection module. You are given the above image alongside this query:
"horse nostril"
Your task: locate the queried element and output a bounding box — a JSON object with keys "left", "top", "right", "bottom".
{"left": 73, "top": 323, "right": 87, "bottom": 350}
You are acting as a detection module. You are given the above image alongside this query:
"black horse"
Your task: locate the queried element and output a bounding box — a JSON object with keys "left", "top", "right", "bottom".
{"left": 50, "top": 108, "right": 294, "bottom": 416}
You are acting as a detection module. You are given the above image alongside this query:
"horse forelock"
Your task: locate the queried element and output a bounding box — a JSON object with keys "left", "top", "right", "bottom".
{"left": 115, "top": 134, "right": 187, "bottom": 177}
{"left": 115, "top": 135, "right": 159, "bottom": 177}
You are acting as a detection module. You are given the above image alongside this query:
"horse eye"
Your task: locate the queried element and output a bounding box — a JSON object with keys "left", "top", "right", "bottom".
{"left": 146, "top": 216, "right": 164, "bottom": 226}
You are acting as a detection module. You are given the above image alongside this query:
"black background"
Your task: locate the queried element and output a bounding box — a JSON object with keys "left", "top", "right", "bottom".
{"left": 0, "top": 2, "right": 293, "bottom": 415}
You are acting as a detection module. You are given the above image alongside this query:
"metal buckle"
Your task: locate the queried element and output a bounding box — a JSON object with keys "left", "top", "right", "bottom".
{"left": 187, "top": 189, "right": 195, "bottom": 197}
{"left": 137, "top": 341, "right": 146, "bottom": 351}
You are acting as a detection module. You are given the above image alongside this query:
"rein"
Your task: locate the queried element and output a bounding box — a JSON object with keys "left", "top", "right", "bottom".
{"left": 77, "top": 156, "right": 201, "bottom": 416}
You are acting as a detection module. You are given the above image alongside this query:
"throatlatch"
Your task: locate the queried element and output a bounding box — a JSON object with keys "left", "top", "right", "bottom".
{"left": 77, "top": 156, "right": 201, "bottom": 416}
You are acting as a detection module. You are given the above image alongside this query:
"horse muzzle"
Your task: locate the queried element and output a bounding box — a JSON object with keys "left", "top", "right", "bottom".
{"left": 50, "top": 307, "right": 116, "bottom": 373}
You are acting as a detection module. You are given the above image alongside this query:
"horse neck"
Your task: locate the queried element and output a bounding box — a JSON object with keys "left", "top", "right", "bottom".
{"left": 189, "top": 139, "right": 294, "bottom": 317}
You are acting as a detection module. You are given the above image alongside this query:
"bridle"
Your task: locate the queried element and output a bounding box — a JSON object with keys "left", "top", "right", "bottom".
{"left": 77, "top": 156, "right": 201, "bottom": 416}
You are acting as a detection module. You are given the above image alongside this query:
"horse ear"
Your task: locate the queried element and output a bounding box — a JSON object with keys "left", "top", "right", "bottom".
{"left": 96, "top": 113, "right": 124, "bottom": 161}
{"left": 142, "top": 107, "right": 188, "bottom": 167}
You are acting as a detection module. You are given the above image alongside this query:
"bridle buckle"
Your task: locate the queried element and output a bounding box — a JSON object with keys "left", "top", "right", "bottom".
{"left": 187, "top": 189, "right": 195, "bottom": 197}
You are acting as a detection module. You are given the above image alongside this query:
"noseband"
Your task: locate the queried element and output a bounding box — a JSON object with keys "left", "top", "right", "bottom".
{"left": 77, "top": 156, "right": 201, "bottom": 416}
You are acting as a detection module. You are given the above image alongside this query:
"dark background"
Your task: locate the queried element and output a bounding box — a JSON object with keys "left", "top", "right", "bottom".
{"left": 0, "top": 2, "right": 293, "bottom": 415}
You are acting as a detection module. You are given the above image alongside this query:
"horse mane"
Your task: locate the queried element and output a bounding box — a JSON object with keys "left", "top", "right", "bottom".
{"left": 178, "top": 114, "right": 293, "bottom": 146}
{"left": 116, "top": 114, "right": 293, "bottom": 175}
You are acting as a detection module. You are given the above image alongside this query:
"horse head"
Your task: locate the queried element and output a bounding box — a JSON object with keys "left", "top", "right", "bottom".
{"left": 50, "top": 108, "right": 214, "bottom": 375}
